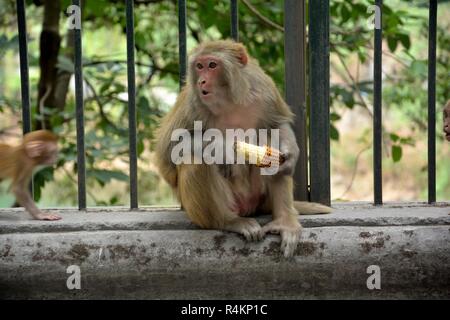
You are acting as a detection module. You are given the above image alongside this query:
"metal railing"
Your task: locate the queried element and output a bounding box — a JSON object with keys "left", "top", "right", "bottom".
{"left": 14, "top": 0, "right": 439, "bottom": 209}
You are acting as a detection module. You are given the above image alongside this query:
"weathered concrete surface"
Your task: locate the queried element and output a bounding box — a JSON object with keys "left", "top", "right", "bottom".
{"left": 0, "top": 202, "right": 449, "bottom": 299}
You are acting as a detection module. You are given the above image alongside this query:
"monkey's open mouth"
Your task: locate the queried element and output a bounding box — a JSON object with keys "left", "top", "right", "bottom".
{"left": 201, "top": 90, "right": 210, "bottom": 96}
{"left": 445, "top": 132, "right": 450, "bottom": 141}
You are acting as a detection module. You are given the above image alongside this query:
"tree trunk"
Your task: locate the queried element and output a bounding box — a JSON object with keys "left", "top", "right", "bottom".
{"left": 36, "top": 0, "right": 61, "bottom": 130}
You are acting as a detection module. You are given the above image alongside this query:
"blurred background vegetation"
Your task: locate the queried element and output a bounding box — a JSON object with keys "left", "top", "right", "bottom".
{"left": 0, "top": 0, "right": 448, "bottom": 208}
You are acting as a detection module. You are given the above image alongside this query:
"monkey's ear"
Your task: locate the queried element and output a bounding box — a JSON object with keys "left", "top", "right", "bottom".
{"left": 236, "top": 45, "right": 248, "bottom": 66}
{"left": 239, "top": 52, "right": 248, "bottom": 65}
{"left": 24, "top": 141, "right": 47, "bottom": 158}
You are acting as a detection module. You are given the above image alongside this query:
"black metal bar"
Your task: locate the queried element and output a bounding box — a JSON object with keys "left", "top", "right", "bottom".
{"left": 231, "top": 0, "right": 239, "bottom": 41}
{"left": 126, "top": 0, "right": 138, "bottom": 209}
{"left": 16, "top": 0, "right": 31, "bottom": 135}
{"left": 309, "top": 0, "right": 330, "bottom": 206}
{"left": 428, "top": 0, "right": 437, "bottom": 204}
{"left": 373, "top": 0, "right": 383, "bottom": 205}
{"left": 73, "top": 0, "right": 86, "bottom": 210}
{"left": 178, "top": 0, "right": 187, "bottom": 89}
{"left": 284, "top": 0, "right": 308, "bottom": 201}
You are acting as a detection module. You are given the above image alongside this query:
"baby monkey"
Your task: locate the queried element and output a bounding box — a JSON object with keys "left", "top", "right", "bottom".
{"left": 0, "top": 130, "right": 61, "bottom": 220}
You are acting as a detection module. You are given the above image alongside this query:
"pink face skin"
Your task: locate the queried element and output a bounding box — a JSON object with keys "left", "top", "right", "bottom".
{"left": 194, "top": 55, "right": 224, "bottom": 105}
{"left": 43, "top": 144, "right": 58, "bottom": 165}
{"left": 444, "top": 103, "right": 450, "bottom": 142}
{"left": 29, "top": 142, "right": 58, "bottom": 165}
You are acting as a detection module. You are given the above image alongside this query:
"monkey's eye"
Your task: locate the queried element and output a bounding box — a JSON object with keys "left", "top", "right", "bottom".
{"left": 196, "top": 63, "right": 203, "bottom": 70}
{"left": 209, "top": 62, "right": 217, "bottom": 69}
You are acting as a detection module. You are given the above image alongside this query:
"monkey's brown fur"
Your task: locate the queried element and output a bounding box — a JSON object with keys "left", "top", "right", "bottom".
{"left": 155, "top": 40, "right": 331, "bottom": 257}
{"left": 444, "top": 100, "right": 450, "bottom": 142}
{"left": 0, "top": 130, "right": 60, "bottom": 220}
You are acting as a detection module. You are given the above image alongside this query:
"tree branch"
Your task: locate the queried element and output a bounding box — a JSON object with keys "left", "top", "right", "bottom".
{"left": 241, "top": 0, "right": 284, "bottom": 32}
{"left": 83, "top": 76, "right": 121, "bottom": 132}
{"left": 336, "top": 144, "right": 371, "bottom": 200}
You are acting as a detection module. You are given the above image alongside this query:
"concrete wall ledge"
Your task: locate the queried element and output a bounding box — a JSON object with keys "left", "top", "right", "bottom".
{"left": 1, "top": 203, "right": 449, "bottom": 299}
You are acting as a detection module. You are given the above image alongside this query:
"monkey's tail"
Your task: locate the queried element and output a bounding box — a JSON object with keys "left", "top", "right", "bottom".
{"left": 294, "top": 201, "right": 332, "bottom": 215}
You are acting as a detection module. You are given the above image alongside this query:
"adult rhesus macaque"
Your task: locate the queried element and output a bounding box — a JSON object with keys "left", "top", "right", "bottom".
{"left": 0, "top": 130, "right": 61, "bottom": 221}
{"left": 155, "top": 40, "right": 331, "bottom": 257}
{"left": 444, "top": 100, "right": 450, "bottom": 142}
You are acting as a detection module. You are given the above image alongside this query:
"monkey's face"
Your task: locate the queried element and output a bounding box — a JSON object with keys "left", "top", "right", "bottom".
{"left": 194, "top": 55, "right": 227, "bottom": 107}
{"left": 41, "top": 143, "right": 58, "bottom": 165}
{"left": 25, "top": 141, "right": 59, "bottom": 165}
{"left": 444, "top": 104, "right": 450, "bottom": 141}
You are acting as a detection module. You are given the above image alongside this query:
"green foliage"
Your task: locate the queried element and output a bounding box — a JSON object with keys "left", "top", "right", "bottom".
{"left": 33, "top": 167, "right": 54, "bottom": 200}
{"left": 88, "top": 169, "right": 128, "bottom": 187}
{"left": 391, "top": 145, "right": 402, "bottom": 162}
{"left": 0, "top": 0, "right": 449, "bottom": 204}
{"left": 389, "top": 133, "right": 415, "bottom": 163}
{"left": 0, "top": 35, "right": 18, "bottom": 58}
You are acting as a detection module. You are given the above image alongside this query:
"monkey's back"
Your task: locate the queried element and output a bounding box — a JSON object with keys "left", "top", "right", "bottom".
{"left": 0, "top": 144, "right": 20, "bottom": 180}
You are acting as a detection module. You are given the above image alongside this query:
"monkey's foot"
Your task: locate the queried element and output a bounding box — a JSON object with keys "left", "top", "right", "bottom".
{"left": 34, "top": 212, "right": 62, "bottom": 221}
{"left": 261, "top": 216, "right": 302, "bottom": 258}
{"left": 223, "top": 217, "right": 263, "bottom": 242}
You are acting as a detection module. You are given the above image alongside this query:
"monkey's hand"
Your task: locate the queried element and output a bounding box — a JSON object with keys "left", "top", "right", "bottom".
{"left": 223, "top": 217, "right": 264, "bottom": 242}
{"left": 261, "top": 215, "right": 302, "bottom": 258}
{"left": 277, "top": 124, "right": 299, "bottom": 176}
{"left": 33, "top": 211, "right": 62, "bottom": 221}
{"left": 13, "top": 186, "right": 62, "bottom": 221}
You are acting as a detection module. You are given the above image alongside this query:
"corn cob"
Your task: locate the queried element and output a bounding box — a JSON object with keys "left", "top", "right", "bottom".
{"left": 234, "top": 141, "right": 285, "bottom": 167}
